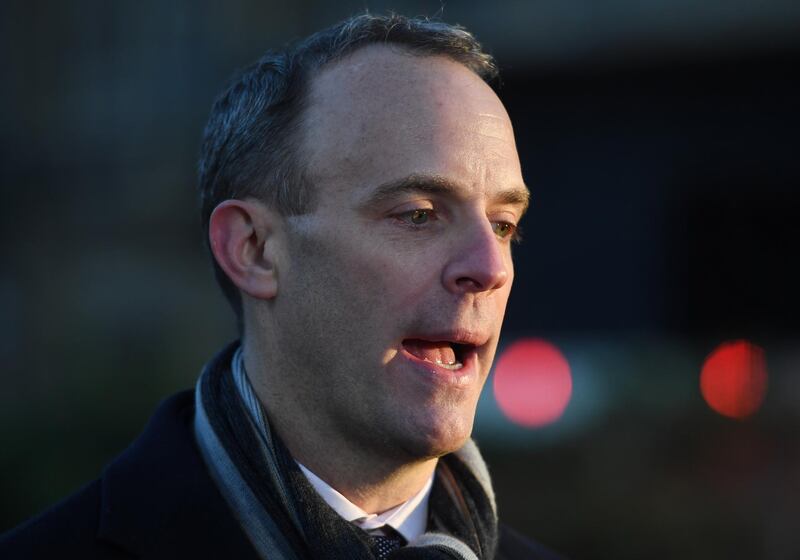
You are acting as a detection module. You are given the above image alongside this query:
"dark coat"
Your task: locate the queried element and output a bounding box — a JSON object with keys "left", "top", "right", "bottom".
{"left": 0, "top": 391, "right": 561, "bottom": 559}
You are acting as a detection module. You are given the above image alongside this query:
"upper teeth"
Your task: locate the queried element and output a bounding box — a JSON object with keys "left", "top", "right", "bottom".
{"left": 435, "top": 359, "right": 463, "bottom": 370}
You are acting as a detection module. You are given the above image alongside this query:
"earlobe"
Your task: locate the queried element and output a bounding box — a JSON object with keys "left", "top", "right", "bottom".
{"left": 208, "top": 199, "right": 280, "bottom": 300}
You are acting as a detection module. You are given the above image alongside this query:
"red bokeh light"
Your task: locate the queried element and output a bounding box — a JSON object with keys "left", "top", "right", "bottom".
{"left": 492, "top": 338, "right": 572, "bottom": 428}
{"left": 700, "top": 340, "right": 768, "bottom": 419}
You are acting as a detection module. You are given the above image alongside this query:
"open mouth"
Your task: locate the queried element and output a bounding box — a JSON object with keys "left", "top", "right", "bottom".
{"left": 401, "top": 339, "right": 474, "bottom": 371}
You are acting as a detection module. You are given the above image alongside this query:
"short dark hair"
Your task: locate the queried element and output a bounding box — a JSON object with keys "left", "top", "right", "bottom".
{"left": 198, "top": 13, "right": 499, "bottom": 321}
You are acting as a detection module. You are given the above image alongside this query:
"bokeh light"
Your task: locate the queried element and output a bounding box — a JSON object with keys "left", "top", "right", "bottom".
{"left": 700, "top": 340, "right": 768, "bottom": 419}
{"left": 493, "top": 338, "right": 573, "bottom": 428}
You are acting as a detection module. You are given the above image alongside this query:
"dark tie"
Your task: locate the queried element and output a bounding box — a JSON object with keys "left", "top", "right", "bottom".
{"left": 370, "top": 526, "right": 406, "bottom": 559}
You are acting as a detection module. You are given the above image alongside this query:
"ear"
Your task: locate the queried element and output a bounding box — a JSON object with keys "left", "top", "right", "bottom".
{"left": 208, "top": 199, "right": 281, "bottom": 300}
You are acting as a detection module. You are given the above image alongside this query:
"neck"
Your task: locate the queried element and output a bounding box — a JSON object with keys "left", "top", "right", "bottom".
{"left": 240, "top": 337, "right": 438, "bottom": 515}
{"left": 294, "top": 448, "right": 437, "bottom": 515}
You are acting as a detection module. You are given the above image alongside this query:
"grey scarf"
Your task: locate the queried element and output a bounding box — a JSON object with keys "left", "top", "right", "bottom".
{"left": 193, "top": 342, "right": 499, "bottom": 559}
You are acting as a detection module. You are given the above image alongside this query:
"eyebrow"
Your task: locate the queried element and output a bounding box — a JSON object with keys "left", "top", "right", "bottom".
{"left": 359, "top": 173, "right": 531, "bottom": 215}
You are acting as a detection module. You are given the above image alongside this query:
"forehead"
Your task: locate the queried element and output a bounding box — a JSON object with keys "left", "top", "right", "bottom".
{"left": 300, "top": 45, "right": 525, "bottom": 204}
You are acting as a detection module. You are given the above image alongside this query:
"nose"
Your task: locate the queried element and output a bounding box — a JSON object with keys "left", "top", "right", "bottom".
{"left": 442, "top": 221, "right": 511, "bottom": 294}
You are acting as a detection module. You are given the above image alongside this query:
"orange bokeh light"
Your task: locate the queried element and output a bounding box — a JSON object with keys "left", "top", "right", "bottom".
{"left": 700, "top": 340, "right": 768, "bottom": 419}
{"left": 492, "top": 338, "right": 572, "bottom": 428}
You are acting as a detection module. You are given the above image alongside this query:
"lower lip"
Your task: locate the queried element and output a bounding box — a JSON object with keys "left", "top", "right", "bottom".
{"left": 398, "top": 346, "right": 480, "bottom": 387}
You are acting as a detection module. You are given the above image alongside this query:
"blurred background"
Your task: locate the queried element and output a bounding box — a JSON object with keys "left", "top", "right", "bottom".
{"left": 1, "top": 1, "right": 799, "bottom": 558}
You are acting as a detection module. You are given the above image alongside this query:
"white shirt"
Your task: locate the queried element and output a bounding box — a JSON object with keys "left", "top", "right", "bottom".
{"left": 297, "top": 462, "right": 433, "bottom": 542}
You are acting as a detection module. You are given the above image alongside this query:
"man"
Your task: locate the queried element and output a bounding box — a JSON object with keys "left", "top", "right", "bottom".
{"left": 1, "top": 14, "right": 560, "bottom": 559}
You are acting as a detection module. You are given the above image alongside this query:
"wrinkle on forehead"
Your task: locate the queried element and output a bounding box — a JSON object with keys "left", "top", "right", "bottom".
{"left": 474, "top": 112, "right": 515, "bottom": 141}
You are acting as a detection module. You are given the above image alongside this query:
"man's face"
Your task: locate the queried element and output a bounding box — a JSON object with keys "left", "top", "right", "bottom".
{"left": 270, "top": 46, "right": 527, "bottom": 461}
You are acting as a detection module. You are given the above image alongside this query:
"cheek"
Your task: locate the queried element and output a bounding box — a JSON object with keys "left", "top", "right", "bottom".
{"left": 334, "top": 237, "right": 440, "bottom": 314}
{"left": 291, "top": 234, "right": 400, "bottom": 328}
{"left": 496, "top": 258, "right": 515, "bottom": 306}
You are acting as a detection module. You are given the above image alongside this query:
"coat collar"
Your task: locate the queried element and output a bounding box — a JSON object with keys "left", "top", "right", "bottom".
{"left": 96, "top": 391, "right": 259, "bottom": 559}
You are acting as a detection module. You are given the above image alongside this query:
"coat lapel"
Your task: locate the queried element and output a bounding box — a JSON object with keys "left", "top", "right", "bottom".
{"left": 96, "top": 391, "right": 259, "bottom": 559}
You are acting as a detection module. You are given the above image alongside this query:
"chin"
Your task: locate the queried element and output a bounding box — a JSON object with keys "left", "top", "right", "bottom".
{"left": 399, "top": 407, "right": 477, "bottom": 459}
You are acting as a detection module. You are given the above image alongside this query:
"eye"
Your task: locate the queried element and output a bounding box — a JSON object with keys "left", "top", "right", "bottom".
{"left": 409, "top": 209, "right": 430, "bottom": 225}
{"left": 395, "top": 208, "right": 437, "bottom": 226}
{"left": 492, "top": 221, "right": 517, "bottom": 240}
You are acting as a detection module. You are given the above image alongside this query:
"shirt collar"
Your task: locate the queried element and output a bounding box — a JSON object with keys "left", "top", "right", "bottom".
{"left": 297, "top": 462, "right": 433, "bottom": 542}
